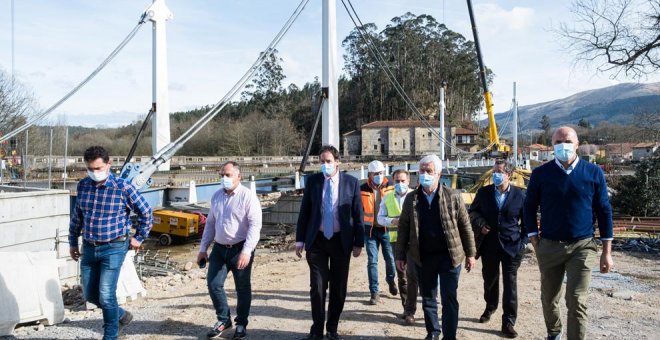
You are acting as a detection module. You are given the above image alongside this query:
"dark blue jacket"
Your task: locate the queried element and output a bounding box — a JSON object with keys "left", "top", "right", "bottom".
{"left": 523, "top": 160, "right": 613, "bottom": 241}
{"left": 469, "top": 184, "right": 527, "bottom": 258}
{"left": 296, "top": 172, "right": 364, "bottom": 254}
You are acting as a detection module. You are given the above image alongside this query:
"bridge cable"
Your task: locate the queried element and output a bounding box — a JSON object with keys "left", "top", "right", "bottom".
{"left": 0, "top": 14, "right": 148, "bottom": 143}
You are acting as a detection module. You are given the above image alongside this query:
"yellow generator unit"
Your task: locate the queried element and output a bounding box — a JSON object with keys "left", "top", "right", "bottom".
{"left": 152, "top": 210, "right": 201, "bottom": 246}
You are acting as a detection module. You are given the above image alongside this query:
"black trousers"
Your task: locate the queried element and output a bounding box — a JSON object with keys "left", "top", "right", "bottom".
{"left": 481, "top": 243, "right": 523, "bottom": 326}
{"left": 306, "top": 232, "right": 351, "bottom": 336}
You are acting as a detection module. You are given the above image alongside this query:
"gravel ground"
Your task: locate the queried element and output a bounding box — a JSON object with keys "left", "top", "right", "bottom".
{"left": 3, "top": 247, "right": 659, "bottom": 340}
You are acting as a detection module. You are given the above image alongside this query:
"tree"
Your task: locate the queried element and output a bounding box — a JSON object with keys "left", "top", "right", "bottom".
{"left": 578, "top": 118, "right": 591, "bottom": 129}
{"left": 539, "top": 114, "right": 552, "bottom": 145}
{"left": 0, "top": 70, "right": 37, "bottom": 139}
{"left": 611, "top": 154, "right": 660, "bottom": 216}
{"left": 240, "top": 49, "right": 286, "bottom": 118}
{"left": 558, "top": 0, "right": 660, "bottom": 78}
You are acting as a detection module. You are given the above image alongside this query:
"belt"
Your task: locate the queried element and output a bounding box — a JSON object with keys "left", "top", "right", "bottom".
{"left": 216, "top": 240, "right": 245, "bottom": 248}
{"left": 542, "top": 236, "right": 591, "bottom": 244}
{"left": 84, "top": 235, "right": 128, "bottom": 246}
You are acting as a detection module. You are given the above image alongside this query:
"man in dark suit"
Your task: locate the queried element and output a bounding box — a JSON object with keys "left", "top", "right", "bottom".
{"left": 469, "top": 160, "right": 527, "bottom": 338}
{"left": 296, "top": 145, "right": 364, "bottom": 340}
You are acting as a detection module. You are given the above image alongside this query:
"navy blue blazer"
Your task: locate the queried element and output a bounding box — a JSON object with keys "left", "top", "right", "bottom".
{"left": 296, "top": 172, "right": 365, "bottom": 254}
{"left": 468, "top": 184, "right": 528, "bottom": 258}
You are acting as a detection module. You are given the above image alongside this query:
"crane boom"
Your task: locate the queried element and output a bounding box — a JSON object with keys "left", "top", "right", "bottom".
{"left": 466, "top": 0, "right": 508, "bottom": 156}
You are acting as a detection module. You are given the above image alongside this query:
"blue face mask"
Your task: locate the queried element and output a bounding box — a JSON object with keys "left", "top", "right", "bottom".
{"left": 419, "top": 173, "right": 436, "bottom": 189}
{"left": 221, "top": 176, "right": 234, "bottom": 189}
{"left": 394, "top": 183, "right": 408, "bottom": 195}
{"left": 372, "top": 175, "right": 383, "bottom": 186}
{"left": 492, "top": 172, "right": 505, "bottom": 186}
{"left": 554, "top": 143, "right": 575, "bottom": 162}
{"left": 321, "top": 163, "right": 335, "bottom": 177}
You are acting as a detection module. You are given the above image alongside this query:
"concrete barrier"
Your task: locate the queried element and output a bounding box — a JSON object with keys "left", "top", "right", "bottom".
{"left": 0, "top": 251, "right": 65, "bottom": 336}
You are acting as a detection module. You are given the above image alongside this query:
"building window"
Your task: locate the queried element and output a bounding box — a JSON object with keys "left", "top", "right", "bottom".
{"left": 428, "top": 132, "right": 432, "bottom": 137}
{"left": 403, "top": 139, "right": 406, "bottom": 148}
{"left": 394, "top": 142, "right": 397, "bottom": 146}
{"left": 374, "top": 145, "right": 378, "bottom": 150}
{"left": 378, "top": 138, "right": 381, "bottom": 142}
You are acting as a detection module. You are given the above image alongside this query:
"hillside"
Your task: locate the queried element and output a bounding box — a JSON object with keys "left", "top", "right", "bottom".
{"left": 494, "top": 82, "right": 660, "bottom": 129}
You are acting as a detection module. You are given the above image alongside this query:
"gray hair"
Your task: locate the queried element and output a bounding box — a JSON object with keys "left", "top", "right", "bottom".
{"left": 494, "top": 159, "right": 514, "bottom": 175}
{"left": 221, "top": 161, "right": 241, "bottom": 174}
{"left": 419, "top": 154, "right": 442, "bottom": 173}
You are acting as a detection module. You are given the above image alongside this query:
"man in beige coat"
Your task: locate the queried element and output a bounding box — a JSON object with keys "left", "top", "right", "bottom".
{"left": 396, "top": 154, "right": 476, "bottom": 340}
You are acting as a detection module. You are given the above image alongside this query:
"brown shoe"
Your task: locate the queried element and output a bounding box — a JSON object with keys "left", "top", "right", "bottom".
{"left": 404, "top": 314, "right": 415, "bottom": 325}
{"left": 369, "top": 293, "right": 380, "bottom": 305}
{"left": 502, "top": 323, "right": 518, "bottom": 338}
{"left": 387, "top": 281, "right": 398, "bottom": 296}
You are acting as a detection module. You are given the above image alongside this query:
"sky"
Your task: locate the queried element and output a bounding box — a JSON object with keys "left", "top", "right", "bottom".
{"left": 0, "top": 0, "right": 658, "bottom": 128}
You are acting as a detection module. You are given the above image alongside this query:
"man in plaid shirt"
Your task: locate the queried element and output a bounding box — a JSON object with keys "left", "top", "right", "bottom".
{"left": 69, "top": 146, "right": 152, "bottom": 340}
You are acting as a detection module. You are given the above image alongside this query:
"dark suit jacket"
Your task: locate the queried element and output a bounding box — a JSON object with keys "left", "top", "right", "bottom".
{"left": 296, "top": 172, "right": 365, "bottom": 254}
{"left": 469, "top": 184, "right": 527, "bottom": 258}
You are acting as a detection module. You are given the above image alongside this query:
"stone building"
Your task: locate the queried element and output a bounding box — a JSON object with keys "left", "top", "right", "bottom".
{"left": 342, "top": 120, "right": 479, "bottom": 158}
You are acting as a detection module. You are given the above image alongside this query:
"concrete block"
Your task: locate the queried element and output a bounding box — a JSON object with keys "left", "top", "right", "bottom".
{"left": 116, "top": 250, "right": 147, "bottom": 304}
{"left": 0, "top": 251, "right": 65, "bottom": 336}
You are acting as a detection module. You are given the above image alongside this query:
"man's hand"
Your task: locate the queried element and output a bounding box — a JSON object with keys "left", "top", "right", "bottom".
{"left": 70, "top": 246, "right": 80, "bottom": 262}
{"left": 196, "top": 252, "right": 208, "bottom": 266}
{"left": 129, "top": 237, "right": 141, "bottom": 251}
{"left": 465, "top": 256, "right": 475, "bottom": 273}
{"left": 480, "top": 225, "right": 491, "bottom": 235}
{"left": 391, "top": 218, "right": 399, "bottom": 226}
{"left": 237, "top": 252, "right": 251, "bottom": 270}
{"left": 600, "top": 252, "right": 613, "bottom": 273}
{"left": 295, "top": 244, "right": 304, "bottom": 258}
{"left": 530, "top": 235, "right": 539, "bottom": 249}
{"left": 352, "top": 247, "right": 362, "bottom": 257}
{"left": 396, "top": 260, "right": 406, "bottom": 272}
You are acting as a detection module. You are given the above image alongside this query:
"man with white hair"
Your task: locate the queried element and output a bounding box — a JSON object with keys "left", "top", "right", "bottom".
{"left": 396, "top": 154, "right": 476, "bottom": 340}
{"left": 361, "top": 160, "right": 397, "bottom": 304}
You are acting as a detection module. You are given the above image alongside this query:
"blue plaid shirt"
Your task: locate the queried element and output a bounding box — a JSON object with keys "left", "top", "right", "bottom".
{"left": 69, "top": 173, "right": 153, "bottom": 247}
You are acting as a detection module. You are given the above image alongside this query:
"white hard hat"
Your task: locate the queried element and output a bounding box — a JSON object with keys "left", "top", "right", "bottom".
{"left": 368, "top": 160, "right": 385, "bottom": 173}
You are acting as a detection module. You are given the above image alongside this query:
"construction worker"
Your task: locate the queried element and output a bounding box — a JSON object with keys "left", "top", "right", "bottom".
{"left": 376, "top": 169, "right": 418, "bottom": 325}
{"left": 361, "top": 160, "right": 397, "bottom": 304}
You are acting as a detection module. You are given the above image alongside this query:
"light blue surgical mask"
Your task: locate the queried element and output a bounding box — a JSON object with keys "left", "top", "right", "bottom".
{"left": 419, "top": 173, "right": 436, "bottom": 189}
{"left": 492, "top": 172, "right": 504, "bottom": 187}
{"left": 394, "top": 183, "right": 408, "bottom": 195}
{"left": 554, "top": 143, "right": 575, "bottom": 162}
{"left": 221, "top": 176, "right": 234, "bottom": 189}
{"left": 87, "top": 169, "right": 108, "bottom": 182}
{"left": 373, "top": 175, "right": 383, "bottom": 186}
{"left": 321, "top": 163, "right": 335, "bottom": 177}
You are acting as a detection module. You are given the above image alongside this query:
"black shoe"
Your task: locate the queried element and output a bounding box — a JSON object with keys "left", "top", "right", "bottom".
{"left": 299, "top": 333, "right": 323, "bottom": 340}
{"left": 233, "top": 325, "right": 247, "bottom": 339}
{"left": 424, "top": 334, "right": 440, "bottom": 340}
{"left": 502, "top": 323, "right": 518, "bottom": 338}
{"left": 479, "top": 309, "right": 494, "bottom": 323}
{"left": 118, "top": 310, "right": 133, "bottom": 333}
{"left": 387, "top": 281, "right": 398, "bottom": 296}
{"left": 326, "top": 331, "right": 342, "bottom": 340}
{"left": 207, "top": 321, "right": 232, "bottom": 339}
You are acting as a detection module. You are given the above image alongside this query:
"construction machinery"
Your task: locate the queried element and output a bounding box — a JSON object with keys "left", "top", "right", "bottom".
{"left": 150, "top": 210, "right": 204, "bottom": 246}
{"left": 466, "top": 0, "right": 510, "bottom": 158}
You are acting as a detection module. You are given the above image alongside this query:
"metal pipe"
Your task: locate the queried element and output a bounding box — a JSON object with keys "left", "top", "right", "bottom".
{"left": 48, "top": 128, "right": 53, "bottom": 189}
{"left": 63, "top": 127, "right": 69, "bottom": 190}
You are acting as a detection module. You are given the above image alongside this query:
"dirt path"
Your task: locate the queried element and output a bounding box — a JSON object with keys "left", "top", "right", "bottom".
{"left": 9, "top": 248, "right": 659, "bottom": 340}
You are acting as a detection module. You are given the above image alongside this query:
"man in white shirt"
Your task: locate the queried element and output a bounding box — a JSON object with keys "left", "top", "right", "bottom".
{"left": 197, "top": 161, "right": 262, "bottom": 339}
{"left": 377, "top": 169, "right": 418, "bottom": 325}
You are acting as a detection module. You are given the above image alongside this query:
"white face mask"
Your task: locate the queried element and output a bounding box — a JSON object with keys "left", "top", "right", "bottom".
{"left": 222, "top": 176, "right": 234, "bottom": 189}
{"left": 87, "top": 169, "right": 109, "bottom": 182}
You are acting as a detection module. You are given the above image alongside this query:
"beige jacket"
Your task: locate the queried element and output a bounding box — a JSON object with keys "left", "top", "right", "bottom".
{"left": 396, "top": 185, "right": 476, "bottom": 267}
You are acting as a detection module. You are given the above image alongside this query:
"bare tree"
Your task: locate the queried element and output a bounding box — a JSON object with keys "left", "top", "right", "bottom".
{"left": 558, "top": 0, "right": 660, "bottom": 78}
{"left": 0, "top": 70, "right": 37, "bottom": 135}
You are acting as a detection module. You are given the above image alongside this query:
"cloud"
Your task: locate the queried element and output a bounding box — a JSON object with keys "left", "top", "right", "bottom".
{"left": 475, "top": 4, "right": 535, "bottom": 34}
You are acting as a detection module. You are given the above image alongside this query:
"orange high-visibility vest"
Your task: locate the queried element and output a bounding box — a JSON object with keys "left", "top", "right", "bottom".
{"left": 360, "top": 179, "right": 394, "bottom": 227}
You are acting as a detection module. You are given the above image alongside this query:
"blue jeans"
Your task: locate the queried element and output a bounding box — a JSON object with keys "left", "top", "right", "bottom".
{"left": 365, "top": 227, "right": 396, "bottom": 294}
{"left": 417, "top": 254, "right": 461, "bottom": 339}
{"left": 80, "top": 238, "right": 129, "bottom": 340}
{"left": 207, "top": 243, "right": 254, "bottom": 327}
